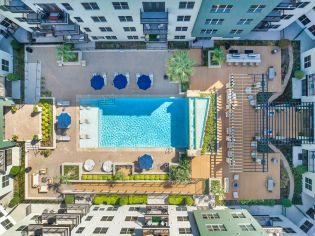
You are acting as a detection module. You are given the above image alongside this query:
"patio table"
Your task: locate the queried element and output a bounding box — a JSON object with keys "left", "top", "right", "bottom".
{"left": 226, "top": 53, "right": 261, "bottom": 63}
{"left": 102, "top": 161, "right": 113, "bottom": 173}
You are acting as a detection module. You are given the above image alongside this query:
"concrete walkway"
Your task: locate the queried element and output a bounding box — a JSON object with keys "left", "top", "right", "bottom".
{"left": 269, "top": 143, "right": 294, "bottom": 200}
{"left": 268, "top": 45, "right": 293, "bottom": 103}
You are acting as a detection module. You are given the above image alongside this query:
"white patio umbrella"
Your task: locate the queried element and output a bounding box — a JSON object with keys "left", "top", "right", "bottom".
{"left": 84, "top": 159, "right": 95, "bottom": 172}
{"left": 102, "top": 161, "right": 113, "bottom": 173}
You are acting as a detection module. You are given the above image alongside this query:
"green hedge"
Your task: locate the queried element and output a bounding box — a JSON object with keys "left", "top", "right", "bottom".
{"left": 39, "top": 99, "right": 53, "bottom": 146}
{"left": 238, "top": 199, "right": 276, "bottom": 206}
{"left": 64, "top": 194, "right": 75, "bottom": 204}
{"left": 292, "top": 165, "right": 307, "bottom": 204}
{"left": 9, "top": 166, "right": 21, "bottom": 177}
{"left": 81, "top": 174, "right": 169, "bottom": 181}
{"left": 168, "top": 195, "right": 194, "bottom": 206}
{"left": 93, "top": 195, "right": 147, "bottom": 205}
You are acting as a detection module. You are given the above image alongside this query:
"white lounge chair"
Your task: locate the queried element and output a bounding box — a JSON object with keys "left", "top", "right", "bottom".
{"left": 32, "top": 173, "right": 39, "bottom": 188}
{"left": 57, "top": 100, "right": 70, "bottom": 106}
{"left": 56, "top": 135, "right": 70, "bottom": 142}
{"left": 103, "top": 73, "right": 107, "bottom": 86}
{"left": 233, "top": 174, "right": 239, "bottom": 181}
{"left": 224, "top": 178, "right": 229, "bottom": 193}
{"left": 233, "top": 192, "right": 239, "bottom": 199}
{"left": 79, "top": 134, "right": 86, "bottom": 139}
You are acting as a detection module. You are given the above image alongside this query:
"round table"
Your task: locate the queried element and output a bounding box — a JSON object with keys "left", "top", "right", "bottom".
{"left": 102, "top": 161, "right": 113, "bottom": 173}
{"left": 84, "top": 159, "right": 95, "bottom": 172}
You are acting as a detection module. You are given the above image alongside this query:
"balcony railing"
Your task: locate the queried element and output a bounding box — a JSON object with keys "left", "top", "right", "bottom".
{"left": 40, "top": 11, "right": 69, "bottom": 25}
{"left": 252, "top": 21, "right": 273, "bottom": 32}
{"left": 0, "top": 0, "right": 33, "bottom": 13}
{"left": 140, "top": 10, "right": 168, "bottom": 24}
{"left": 143, "top": 23, "right": 167, "bottom": 35}
{"left": 53, "top": 24, "right": 79, "bottom": 36}
{"left": 308, "top": 151, "right": 315, "bottom": 173}
{"left": 26, "top": 12, "right": 41, "bottom": 24}
{"left": 264, "top": 11, "right": 281, "bottom": 22}
{"left": 274, "top": 0, "right": 298, "bottom": 10}
{"left": 63, "top": 33, "right": 89, "bottom": 43}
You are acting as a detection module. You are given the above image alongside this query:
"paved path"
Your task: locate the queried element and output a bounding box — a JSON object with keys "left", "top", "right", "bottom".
{"left": 268, "top": 45, "right": 293, "bottom": 103}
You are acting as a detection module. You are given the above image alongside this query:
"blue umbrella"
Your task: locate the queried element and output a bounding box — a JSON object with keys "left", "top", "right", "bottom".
{"left": 138, "top": 154, "right": 154, "bottom": 170}
{"left": 91, "top": 74, "right": 104, "bottom": 90}
{"left": 57, "top": 112, "right": 71, "bottom": 129}
{"left": 137, "top": 75, "right": 152, "bottom": 90}
{"left": 113, "top": 74, "right": 128, "bottom": 89}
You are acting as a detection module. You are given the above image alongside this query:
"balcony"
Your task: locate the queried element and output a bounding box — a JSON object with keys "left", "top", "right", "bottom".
{"left": 145, "top": 205, "right": 168, "bottom": 215}
{"left": 144, "top": 215, "right": 169, "bottom": 228}
{"left": 274, "top": 0, "right": 298, "bottom": 10}
{"left": 63, "top": 33, "right": 89, "bottom": 43}
{"left": 40, "top": 11, "right": 69, "bottom": 25}
{"left": 252, "top": 21, "right": 273, "bottom": 32}
{"left": 308, "top": 151, "right": 315, "bottom": 173}
{"left": 143, "top": 228, "right": 170, "bottom": 236}
{"left": 143, "top": 23, "right": 167, "bottom": 35}
{"left": 53, "top": 24, "right": 80, "bottom": 36}
{"left": 264, "top": 11, "right": 282, "bottom": 22}
{"left": 26, "top": 12, "right": 41, "bottom": 24}
{"left": 140, "top": 11, "right": 168, "bottom": 24}
{"left": 0, "top": 0, "right": 33, "bottom": 13}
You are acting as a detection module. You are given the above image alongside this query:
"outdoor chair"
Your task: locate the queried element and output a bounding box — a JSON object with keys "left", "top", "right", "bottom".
{"left": 233, "top": 192, "right": 239, "bottom": 199}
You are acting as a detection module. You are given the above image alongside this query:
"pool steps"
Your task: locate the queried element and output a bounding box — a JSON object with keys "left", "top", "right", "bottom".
{"left": 98, "top": 98, "right": 116, "bottom": 106}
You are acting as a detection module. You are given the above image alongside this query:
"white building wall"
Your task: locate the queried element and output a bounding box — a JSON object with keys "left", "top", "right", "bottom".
{"left": 302, "top": 171, "right": 315, "bottom": 198}
{"left": 269, "top": 0, "right": 315, "bottom": 32}
{"left": 1, "top": 0, "right": 202, "bottom": 41}
{"left": 0, "top": 49, "right": 13, "bottom": 76}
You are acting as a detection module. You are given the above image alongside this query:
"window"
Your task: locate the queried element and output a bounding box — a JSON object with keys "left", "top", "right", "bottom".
{"left": 200, "top": 29, "right": 217, "bottom": 35}
{"left": 101, "top": 216, "right": 114, "bottom": 221}
{"left": 230, "top": 29, "right": 243, "bottom": 35}
{"left": 91, "top": 36, "right": 105, "bottom": 40}
{"left": 85, "top": 216, "right": 93, "bottom": 221}
{"left": 297, "top": 2, "right": 310, "bottom": 8}
{"left": 120, "top": 228, "right": 134, "bottom": 234}
{"left": 174, "top": 36, "right": 185, "bottom": 39}
{"left": 99, "top": 208, "right": 105, "bottom": 211}
{"left": 105, "top": 36, "right": 117, "bottom": 40}
{"left": 176, "top": 206, "right": 187, "bottom": 211}
{"left": 304, "top": 55, "right": 311, "bottom": 68}
{"left": 74, "top": 17, "right": 83, "bottom": 22}
{"left": 179, "top": 228, "right": 192, "bottom": 234}
{"left": 0, "top": 212, "right": 3, "bottom": 218}
{"left": 202, "top": 213, "right": 220, "bottom": 219}
{"left": 91, "top": 16, "right": 106, "bottom": 22}
{"left": 300, "top": 220, "right": 313, "bottom": 233}
{"left": 76, "top": 227, "right": 85, "bottom": 234}
{"left": 93, "top": 227, "right": 108, "bottom": 234}
{"left": 81, "top": 2, "right": 99, "bottom": 10}
{"left": 93, "top": 207, "right": 99, "bottom": 211}
{"left": 127, "top": 36, "right": 139, "bottom": 40}
{"left": 210, "top": 5, "right": 233, "bottom": 13}
{"left": 1, "top": 219, "right": 13, "bottom": 230}
{"left": 123, "top": 27, "right": 136, "bottom": 32}
{"left": 270, "top": 217, "right": 282, "bottom": 222}
{"left": 248, "top": 5, "right": 265, "bottom": 13}
{"left": 179, "top": 2, "right": 195, "bottom": 9}
{"left": 305, "top": 177, "right": 312, "bottom": 190}
{"left": 283, "top": 227, "right": 296, "bottom": 233}
{"left": 16, "top": 225, "right": 27, "bottom": 231}
{"left": 177, "top": 216, "right": 189, "bottom": 221}
{"left": 62, "top": 3, "right": 73, "bottom": 10}
{"left": 107, "top": 206, "right": 119, "bottom": 211}
{"left": 299, "top": 15, "right": 311, "bottom": 25}
{"left": 281, "top": 14, "right": 293, "bottom": 20}
{"left": 308, "top": 25, "right": 315, "bottom": 36}
{"left": 205, "top": 19, "right": 224, "bottom": 25}
{"left": 177, "top": 16, "right": 191, "bottom": 22}
{"left": 112, "top": 2, "right": 129, "bottom": 9}
{"left": 239, "top": 224, "right": 256, "bottom": 231}
{"left": 1, "top": 59, "right": 9, "bottom": 72}
{"left": 237, "top": 18, "right": 253, "bottom": 25}
{"left": 2, "top": 175, "right": 9, "bottom": 188}
{"left": 118, "top": 16, "right": 133, "bottom": 22}
{"left": 206, "top": 224, "right": 227, "bottom": 232}
{"left": 99, "top": 27, "right": 112, "bottom": 32}
{"left": 270, "top": 24, "right": 280, "bottom": 29}
{"left": 176, "top": 27, "right": 188, "bottom": 31}
{"left": 231, "top": 212, "right": 246, "bottom": 218}
{"left": 0, "top": 18, "right": 13, "bottom": 28}
{"left": 125, "top": 216, "right": 138, "bottom": 221}
{"left": 15, "top": 17, "right": 27, "bottom": 22}
{"left": 129, "top": 207, "right": 140, "bottom": 211}
{"left": 84, "top": 27, "right": 91, "bottom": 32}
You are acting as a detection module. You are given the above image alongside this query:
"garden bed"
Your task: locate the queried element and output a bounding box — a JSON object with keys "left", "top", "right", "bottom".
{"left": 38, "top": 99, "right": 53, "bottom": 147}
{"left": 62, "top": 165, "right": 80, "bottom": 180}
{"left": 95, "top": 41, "right": 146, "bottom": 49}
{"left": 93, "top": 195, "right": 147, "bottom": 205}
{"left": 292, "top": 165, "right": 307, "bottom": 205}
{"left": 168, "top": 41, "right": 189, "bottom": 49}
{"left": 201, "top": 93, "right": 217, "bottom": 154}
{"left": 238, "top": 199, "right": 276, "bottom": 206}
{"left": 81, "top": 174, "right": 169, "bottom": 181}
{"left": 167, "top": 195, "right": 194, "bottom": 205}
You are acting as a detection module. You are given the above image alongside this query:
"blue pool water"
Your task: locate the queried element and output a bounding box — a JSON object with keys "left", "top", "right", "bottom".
{"left": 81, "top": 98, "right": 189, "bottom": 148}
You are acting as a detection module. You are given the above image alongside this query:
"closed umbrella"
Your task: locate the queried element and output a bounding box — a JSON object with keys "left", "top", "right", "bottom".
{"left": 91, "top": 74, "right": 105, "bottom": 90}
{"left": 137, "top": 74, "right": 152, "bottom": 90}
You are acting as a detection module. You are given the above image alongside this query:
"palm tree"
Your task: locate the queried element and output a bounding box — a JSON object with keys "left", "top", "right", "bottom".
{"left": 56, "top": 44, "right": 76, "bottom": 62}
{"left": 212, "top": 47, "right": 225, "bottom": 65}
{"left": 54, "top": 174, "right": 71, "bottom": 185}
{"left": 166, "top": 51, "right": 195, "bottom": 83}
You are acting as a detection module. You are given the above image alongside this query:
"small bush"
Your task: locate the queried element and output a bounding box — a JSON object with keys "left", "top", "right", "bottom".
{"left": 11, "top": 105, "right": 17, "bottom": 113}
{"left": 97, "top": 175, "right": 102, "bottom": 180}
{"left": 11, "top": 40, "right": 23, "bottom": 50}
{"left": 185, "top": 196, "right": 194, "bottom": 206}
{"left": 32, "top": 135, "right": 39, "bottom": 141}
{"left": 119, "top": 196, "right": 129, "bottom": 205}
{"left": 239, "top": 199, "right": 276, "bottom": 206}
{"left": 128, "top": 195, "right": 147, "bottom": 204}
{"left": 40, "top": 150, "right": 51, "bottom": 157}
{"left": 82, "top": 175, "right": 87, "bottom": 180}
{"left": 6, "top": 73, "right": 20, "bottom": 81}
{"left": 93, "top": 175, "right": 98, "bottom": 180}
{"left": 8, "top": 193, "right": 20, "bottom": 208}
{"left": 278, "top": 39, "right": 291, "bottom": 49}
{"left": 281, "top": 198, "right": 292, "bottom": 208}
{"left": 168, "top": 195, "right": 185, "bottom": 205}
{"left": 64, "top": 194, "right": 75, "bottom": 204}
{"left": 11, "top": 134, "right": 18, "bottom": 142}
{"left": 9, "top": 166, "right": 20, "bottom": 177}
{"left": 294, "top": 70, "right": 304, "bottom": 80}
{"left": 144, "top": 175, "right": 150, "bottom": 180}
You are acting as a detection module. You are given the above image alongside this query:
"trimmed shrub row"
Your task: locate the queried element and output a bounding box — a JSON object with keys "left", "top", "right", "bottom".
{"left": 81, "top": 174, "right": 169, "bottom": 181}
{"left": 238, "top": 199, "right": 276, "bottom": 206}
{"left": 167, "top": 195, "right": 194, "bottom": 206}
{"left": 64, "top": 194, "right": 75, "bottom": 204}
{"left": 93, "top": 195, "right": 147, "bottom": 205}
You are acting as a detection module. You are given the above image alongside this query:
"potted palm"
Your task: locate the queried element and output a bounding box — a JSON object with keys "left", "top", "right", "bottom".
{"left": 166, "top": 51, "right": 195, "bottom": 92}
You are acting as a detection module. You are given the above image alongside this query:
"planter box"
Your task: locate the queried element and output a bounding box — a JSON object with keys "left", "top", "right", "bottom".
{"left": 208, "top": 50, "right": 222, "bottom": 68}
{"left": 57, "top": 51, "right": 82, "bottom": 66}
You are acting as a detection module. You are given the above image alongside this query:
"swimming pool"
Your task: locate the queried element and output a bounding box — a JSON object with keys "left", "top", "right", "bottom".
{"left": 80, "top": 98, "right": 189, "bottom": 148}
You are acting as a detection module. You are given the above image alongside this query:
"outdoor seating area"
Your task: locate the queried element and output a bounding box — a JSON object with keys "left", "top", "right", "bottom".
{"left": 31, "top": 169, "right": 53, "bottom": 194}
{"left": 226, "top": 49, "right": 261, "bottom": 66}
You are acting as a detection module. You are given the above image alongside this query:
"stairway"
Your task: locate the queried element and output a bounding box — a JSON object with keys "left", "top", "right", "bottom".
{"left": 98, "top": 98, "right": 115, "bottom": 106}
{"left": 25, "top": 141, "right": 40, "bottom": 150}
